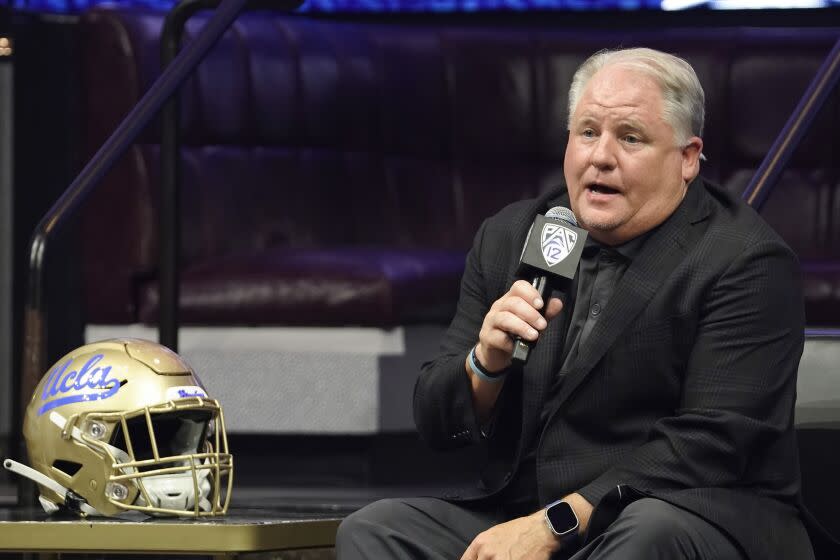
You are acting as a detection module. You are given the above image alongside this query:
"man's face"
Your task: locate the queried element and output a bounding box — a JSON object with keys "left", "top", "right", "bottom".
{"left": 563, "top": 64, "right": 703, "bottom": 245}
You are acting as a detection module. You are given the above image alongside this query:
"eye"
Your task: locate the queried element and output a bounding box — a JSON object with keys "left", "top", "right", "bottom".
{"left": 623, "top": 134, "right": 640, "bottom": 145}
{"left": 581, "top": 128, "right": 596, "bottom": 139}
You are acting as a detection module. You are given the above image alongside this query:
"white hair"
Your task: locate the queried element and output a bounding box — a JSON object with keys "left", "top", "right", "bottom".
{"left": 567, "top": 47, "right": 705, "bottom": 147}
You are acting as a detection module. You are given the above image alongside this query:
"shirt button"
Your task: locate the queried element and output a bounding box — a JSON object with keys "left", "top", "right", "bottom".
{"left": 591, "top": 303, "right": 602, "bottom": 316}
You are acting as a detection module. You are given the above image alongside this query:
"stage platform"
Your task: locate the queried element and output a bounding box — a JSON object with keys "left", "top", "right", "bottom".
{"left": 0, "top": 481, "right": 444, "bottom": 558}
{"left": 0, "top": 504, "right": 342, "bottom": 558}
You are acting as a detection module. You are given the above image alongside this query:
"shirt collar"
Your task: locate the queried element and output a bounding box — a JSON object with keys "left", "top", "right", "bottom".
{"left": 584, "top": 228, "right": 652, "bottom": 262}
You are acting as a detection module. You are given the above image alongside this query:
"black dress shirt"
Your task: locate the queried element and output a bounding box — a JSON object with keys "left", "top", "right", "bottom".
{"left": 499, "top": 230, "right": 651, "bottom": 517}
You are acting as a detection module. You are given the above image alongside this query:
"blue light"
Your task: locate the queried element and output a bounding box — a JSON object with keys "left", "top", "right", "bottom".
{"left": 8, "top": 0, "right": 177, "bottom": 12}
{"left": 3, "top": 0, "right": 838, "bottom": 15}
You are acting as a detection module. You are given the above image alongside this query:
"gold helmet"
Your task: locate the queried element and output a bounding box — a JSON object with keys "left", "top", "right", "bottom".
{"left": 6, "top": 338, "right": 233, "bottom": 517}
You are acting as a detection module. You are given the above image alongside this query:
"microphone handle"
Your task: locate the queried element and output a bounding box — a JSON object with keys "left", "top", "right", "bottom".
{"left": 511, "top": 275, "right": 550, "bottom": 364}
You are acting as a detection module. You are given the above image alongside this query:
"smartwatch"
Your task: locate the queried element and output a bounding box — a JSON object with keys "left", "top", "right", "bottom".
{"left": 544, "top": 499, "right": 579, "bottom": 544}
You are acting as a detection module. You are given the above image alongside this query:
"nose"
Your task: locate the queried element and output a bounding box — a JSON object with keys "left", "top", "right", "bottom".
{"left": 590, "top": 134, "right": 617, "bottom": 170}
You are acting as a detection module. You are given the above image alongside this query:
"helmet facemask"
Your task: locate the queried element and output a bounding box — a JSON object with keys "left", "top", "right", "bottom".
{"left": 65, "top": 397, "right": 233, "bottom": 517}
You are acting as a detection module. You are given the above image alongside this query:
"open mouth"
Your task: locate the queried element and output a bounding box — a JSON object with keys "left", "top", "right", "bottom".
{"left": 587, "top": 183, "right": 620, "bottom": 195}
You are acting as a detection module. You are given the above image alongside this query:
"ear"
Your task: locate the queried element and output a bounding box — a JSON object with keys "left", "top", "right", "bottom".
{"left": 681, "top": 136, "right": 704, "bottom": 183}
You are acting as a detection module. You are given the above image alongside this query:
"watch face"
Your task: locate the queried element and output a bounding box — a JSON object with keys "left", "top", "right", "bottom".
{"left": 546, "top": 501, "right": 578, "bottom": 536}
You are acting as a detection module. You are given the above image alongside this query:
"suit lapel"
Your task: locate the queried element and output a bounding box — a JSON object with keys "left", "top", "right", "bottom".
{"left": 552, "top": 181, "right": 712, "bottom": 409}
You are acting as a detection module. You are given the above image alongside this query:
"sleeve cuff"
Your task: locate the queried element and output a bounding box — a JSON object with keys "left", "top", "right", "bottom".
{"left": 577, "top": 474, "right": 621, "bottom": 508}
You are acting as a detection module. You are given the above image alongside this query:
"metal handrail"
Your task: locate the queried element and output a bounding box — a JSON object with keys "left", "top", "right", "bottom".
{"left": 15, "top": 0, "right": 301, "bottom": 504}
{"left": 742, "top": 37, "right": 840, "bottom": 210}
{"left": 158, "top": 0, "right": 301, "bottom": 351}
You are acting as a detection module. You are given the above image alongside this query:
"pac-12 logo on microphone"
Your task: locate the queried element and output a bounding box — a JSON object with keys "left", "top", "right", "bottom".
{"left": 541, "top": 223, "right": 577, "bottom": 267}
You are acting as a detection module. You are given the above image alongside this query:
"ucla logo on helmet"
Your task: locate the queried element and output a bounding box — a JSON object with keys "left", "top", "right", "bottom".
{"left": 37, "top": 354, "right": 120, "bottom": 416}
{"left": 541, "top": 223, "right": 577, "bottom": 267}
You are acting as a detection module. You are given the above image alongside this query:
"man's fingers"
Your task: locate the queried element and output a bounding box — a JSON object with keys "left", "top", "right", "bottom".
{"left": 483, "top": 328, "right": 516, "bottom": 352}
{"left": 544, "top": 297, "right": 564, "bottom": 321}
{"left": 510, "top": 279, "right": 543, "bottom": 308}
{"left": 495, "top": 311, "right": 540, "bottom": 342}
{"left": 477, "top": 283, "right": 559, "bottom": 371}
{"left": 499, "top": 296, "right": 548, "bottom": 331}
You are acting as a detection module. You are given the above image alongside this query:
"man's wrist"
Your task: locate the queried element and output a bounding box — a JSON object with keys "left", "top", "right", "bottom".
{"left": 468, "top": 345, "right": 507, "bottom": 383}
{"left": 562, "top": 493, "right": 593, "bottom": 536}
{"left": 528, "top": 509, "right": 564, "bottom": 553}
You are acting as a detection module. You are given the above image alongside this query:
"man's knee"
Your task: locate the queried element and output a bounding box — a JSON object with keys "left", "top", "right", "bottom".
{"left": 606, "top": 498, "right": 694, "bottom": 552}
{"left": 337, "top": 497, "right": 487, "bottom": 560}
{"left": 336, "top": 498, "right": 407, "bottom": 547}
{"left": 580, "top": 498, "right": 744, "bottom": 560}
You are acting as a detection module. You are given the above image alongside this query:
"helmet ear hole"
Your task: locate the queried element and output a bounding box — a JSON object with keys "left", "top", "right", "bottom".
{"left": 52, "top": 460, "right": 83, "bottom": 477}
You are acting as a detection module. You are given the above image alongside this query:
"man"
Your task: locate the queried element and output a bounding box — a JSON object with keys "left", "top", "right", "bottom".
{"left": 336, "top": 47, "right": 814, "bottom": 559}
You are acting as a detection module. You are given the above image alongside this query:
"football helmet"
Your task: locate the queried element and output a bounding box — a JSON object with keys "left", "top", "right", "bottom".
{"left": 5, "top": 338, "right": 233, "bottom": 517}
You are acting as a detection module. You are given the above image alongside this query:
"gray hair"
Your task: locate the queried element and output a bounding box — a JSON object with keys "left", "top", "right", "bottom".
{"left": 567, "top": 47, "right": 705, "bottom": 147}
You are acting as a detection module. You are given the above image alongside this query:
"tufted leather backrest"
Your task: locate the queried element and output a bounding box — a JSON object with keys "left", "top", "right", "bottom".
{"left": 78, "top": 9, "right": 840, "bottom": 324}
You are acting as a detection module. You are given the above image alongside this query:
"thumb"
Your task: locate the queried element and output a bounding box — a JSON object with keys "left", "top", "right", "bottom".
{"left": 544, "top": 297, "right": 564, "bottom": 321}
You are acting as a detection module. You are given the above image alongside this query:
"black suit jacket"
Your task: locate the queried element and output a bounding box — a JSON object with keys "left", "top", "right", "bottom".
{"left": 414, "top": 178, "right": 813, "bottom": 559}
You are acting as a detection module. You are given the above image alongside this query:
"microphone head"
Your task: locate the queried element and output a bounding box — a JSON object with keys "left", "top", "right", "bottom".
{"left": 517, "top": 205, "right": 587, "bottom": 280}
{"left": 545, "top": 206, "right": 578, "bottom": 227}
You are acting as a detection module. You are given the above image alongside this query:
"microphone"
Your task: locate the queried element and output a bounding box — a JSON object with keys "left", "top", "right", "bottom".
{"left": 511, "top": 206, "right": 587, "bottom": 364}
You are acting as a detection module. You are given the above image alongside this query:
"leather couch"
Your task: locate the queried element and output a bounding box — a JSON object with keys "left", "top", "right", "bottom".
{"left": 77, "top": 9, "right": 840, "bottom": 328}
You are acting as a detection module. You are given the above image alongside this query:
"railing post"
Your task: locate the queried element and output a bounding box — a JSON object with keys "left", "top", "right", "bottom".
{"left": 742, "top": 37, "right": 840, "bottom": 210}
{"left": 157, "top": 0, "right": 299, "bottom": 352}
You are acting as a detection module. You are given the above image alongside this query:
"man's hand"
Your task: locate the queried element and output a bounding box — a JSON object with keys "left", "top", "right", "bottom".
{"left": 467, "top": 280, "right": 563, "bottom": 423}
{"left": 460, "top": 510, "right": 559, "bottom": 560}
{"left": 460, "top": 494, "right": 593, "bottom": 560}
{"left": 475, "top": 280, "right": 564, "bottom": 373}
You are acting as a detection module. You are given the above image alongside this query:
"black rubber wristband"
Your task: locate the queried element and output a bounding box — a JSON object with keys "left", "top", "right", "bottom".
{"left": 468, "top": 345, "right": 507, "bottom": 381}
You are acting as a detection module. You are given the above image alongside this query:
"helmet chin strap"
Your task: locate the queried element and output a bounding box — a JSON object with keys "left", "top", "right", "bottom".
{"left": 135, "top": 468, "right": 213, "bottom": 513}
{"left": 3, "top": 458, "right": 101, "bottom": 516}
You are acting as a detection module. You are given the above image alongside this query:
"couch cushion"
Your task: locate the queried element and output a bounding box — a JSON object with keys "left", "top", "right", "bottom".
{"left": 138, "top": 248, "right": 466, "bottom": 326}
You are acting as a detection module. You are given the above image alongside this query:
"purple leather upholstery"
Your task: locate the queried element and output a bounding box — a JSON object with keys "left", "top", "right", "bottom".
{"left": 78, "top": 10, "right": 840, "bottom": 326}
{"left": 138, "top": 248, "right": 466, "bottom": 325}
